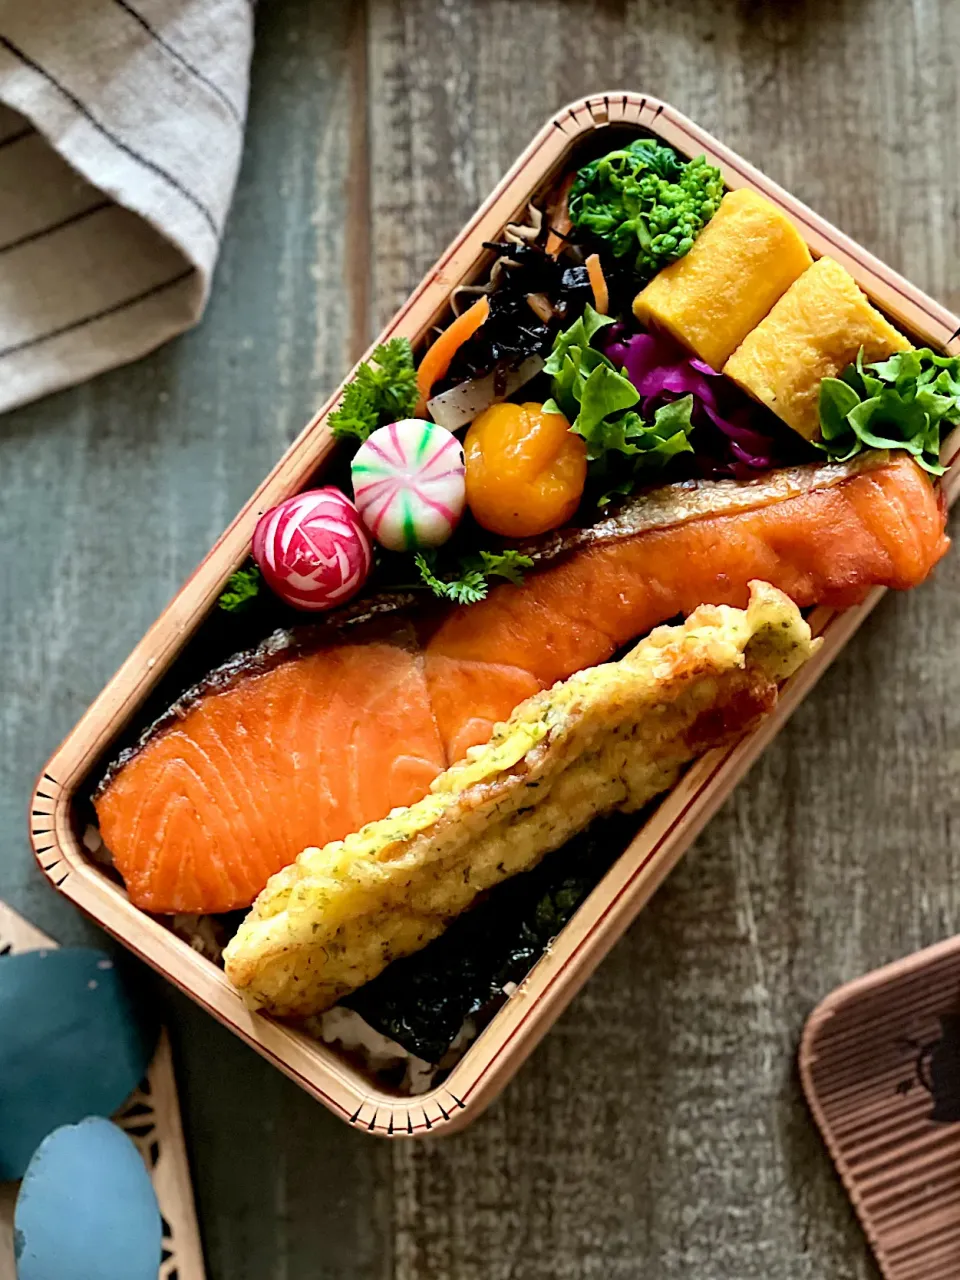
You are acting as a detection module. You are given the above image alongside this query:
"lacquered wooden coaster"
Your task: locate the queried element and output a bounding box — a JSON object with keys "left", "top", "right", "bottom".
{"left": 801, "top": 937, "right": 960, "bottom": 1280}
{"left": 0, "top": 901, "right": 205, "bottom": 1280}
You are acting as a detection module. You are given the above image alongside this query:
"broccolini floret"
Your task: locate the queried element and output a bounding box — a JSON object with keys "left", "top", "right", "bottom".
{"left": 568, "top": 139, "right": 724, "bottom": 282}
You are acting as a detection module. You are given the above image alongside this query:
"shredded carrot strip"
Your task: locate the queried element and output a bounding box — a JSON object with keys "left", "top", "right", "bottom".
{"left": 545, "top": 172, "right": 575, "bottom": 258}
{"left": 585, "top": 253, "right": 609, "bottom": 315}
{"left": 416, "top": 295, "right": 490, "bottom": 416}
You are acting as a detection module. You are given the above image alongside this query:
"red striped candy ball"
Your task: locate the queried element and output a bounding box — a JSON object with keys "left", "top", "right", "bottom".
{"left": 252, "top": 487, "right": 372, "bottom": 611}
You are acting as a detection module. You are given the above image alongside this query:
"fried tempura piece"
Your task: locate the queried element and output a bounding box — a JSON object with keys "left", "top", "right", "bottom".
{"left": 224, "top": 582, "right": 819, "bottom": 1017}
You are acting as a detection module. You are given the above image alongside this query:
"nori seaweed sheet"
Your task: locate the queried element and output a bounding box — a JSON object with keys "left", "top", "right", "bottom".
{"left": 343, "top": 810, "right": 643, "bottom": 1064}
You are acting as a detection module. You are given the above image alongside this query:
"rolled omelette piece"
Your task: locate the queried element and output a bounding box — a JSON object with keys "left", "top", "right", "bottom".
{"left": 632, "top": 188, "right": 812, "bottom": 371}
{"left": 224, "top": 581, "right": 819, "bottom": 1018}
{"left": 723, "top": 255, "right": 912, "bottom": 440}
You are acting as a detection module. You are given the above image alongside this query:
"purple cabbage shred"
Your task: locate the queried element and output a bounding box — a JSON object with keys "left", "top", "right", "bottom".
{"left": 602, "top": 326, "right": 786, "bottom": 478}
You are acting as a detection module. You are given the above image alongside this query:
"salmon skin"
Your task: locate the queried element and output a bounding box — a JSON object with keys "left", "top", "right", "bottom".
{"left": 94, "top": 454, "right": 948, "bottom": 915}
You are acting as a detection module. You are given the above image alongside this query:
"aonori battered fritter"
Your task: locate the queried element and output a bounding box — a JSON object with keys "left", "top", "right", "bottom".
{"left": 224, "top": 582, "right": 819, "bottom": 1017}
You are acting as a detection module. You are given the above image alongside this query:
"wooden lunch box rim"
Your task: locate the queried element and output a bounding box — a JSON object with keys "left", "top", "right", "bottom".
{"left": 29, "top": 92, "right": 960, "bottom": 1139}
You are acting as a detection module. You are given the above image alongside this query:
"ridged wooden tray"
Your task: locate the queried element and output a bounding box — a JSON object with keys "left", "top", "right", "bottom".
{"left": 29, "top": 94, "right": 960, "bottom": 1137}
{"left": 0, "top": 900, "right": 205, "bottom": 1280}
{"left": 801, "top": 937, "right": 960, "bottom": 1280}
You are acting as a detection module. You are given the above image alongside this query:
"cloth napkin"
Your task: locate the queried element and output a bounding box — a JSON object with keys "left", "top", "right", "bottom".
{"left": 0, "top": 0, "right": 253, "bottom": 413}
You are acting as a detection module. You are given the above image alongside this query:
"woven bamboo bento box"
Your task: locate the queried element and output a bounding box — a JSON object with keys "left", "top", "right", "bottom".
{"left": 30, "top": 94, "right": 960, "bottom": 1137}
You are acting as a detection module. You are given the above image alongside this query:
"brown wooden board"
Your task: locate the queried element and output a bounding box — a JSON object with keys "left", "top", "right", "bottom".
{"left": 29, "top": 94, "right": 960, "bottom": 1136}
{"left": 802, "top": 937, "right": 960, "bottom": 1280}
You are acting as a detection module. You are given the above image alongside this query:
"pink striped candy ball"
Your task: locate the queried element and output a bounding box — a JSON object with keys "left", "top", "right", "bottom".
{"left": 252, "top": 487, "right": 372, "bottom": 611}
{"left": 351, "top": 419, "right": 466, "bottom": 552}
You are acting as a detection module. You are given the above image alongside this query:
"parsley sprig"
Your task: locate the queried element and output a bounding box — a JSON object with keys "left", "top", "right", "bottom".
{"left": 328, "top": 338, "right": 419, "bottom": 442}
{"left": 414, "top": 549, "right": 534, "bottom": 604}
{"left": 217, "top": 564, "right": 262, "bottom": 612}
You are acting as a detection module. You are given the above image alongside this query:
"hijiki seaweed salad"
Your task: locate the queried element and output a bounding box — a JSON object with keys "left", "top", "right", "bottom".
{"left": 88, "top": 133, "right": 955, "bottom": 1094}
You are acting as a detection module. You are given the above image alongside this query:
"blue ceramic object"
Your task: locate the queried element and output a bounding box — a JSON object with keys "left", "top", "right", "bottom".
{"left": 0, "top": 948, "right": 155, "bottom": 1179}
{"left": 14, "top": 1117, "right": 162, "bottom": 1280}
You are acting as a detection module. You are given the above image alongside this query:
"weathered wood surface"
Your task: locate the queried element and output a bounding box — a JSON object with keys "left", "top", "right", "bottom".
{"left": 1, "top": 1, "right": 958, "bottom": 1276}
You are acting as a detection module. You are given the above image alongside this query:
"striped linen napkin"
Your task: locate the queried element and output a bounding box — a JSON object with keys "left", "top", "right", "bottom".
{"left": 0, "top": 0, "right": 253, "bottom": 413}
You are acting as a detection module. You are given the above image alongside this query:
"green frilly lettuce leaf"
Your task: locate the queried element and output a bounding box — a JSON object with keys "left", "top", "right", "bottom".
{"left": 544, "top": 305, "right": 695, "bottom": 502}
{"left": 818, "top": 347, "right": 960, "bottom": 475}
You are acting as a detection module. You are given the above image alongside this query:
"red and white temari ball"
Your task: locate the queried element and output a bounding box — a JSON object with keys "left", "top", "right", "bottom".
{"left": 252, "top": 487, "right": 372, "bottom": 611}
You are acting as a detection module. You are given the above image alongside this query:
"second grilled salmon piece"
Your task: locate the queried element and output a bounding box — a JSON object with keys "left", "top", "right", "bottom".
{"left": 424, "top": 454, "right": 948, "bottom": 752}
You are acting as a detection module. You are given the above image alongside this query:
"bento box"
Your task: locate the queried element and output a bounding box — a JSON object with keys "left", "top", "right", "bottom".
{"left": 30, "top": 94, "right": 960, "bottom": 1137}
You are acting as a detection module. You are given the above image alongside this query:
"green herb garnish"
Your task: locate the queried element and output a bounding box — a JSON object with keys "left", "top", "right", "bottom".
{"left": 569, "top": 139, "right": 724, "bottom": 281}
{"left": 543, "top": 304, "right": 695, "bottom": 499}
{"left": 818, "top": 347, "right": 960, "bottom": 475}
{"left": 414, "top": 548, "right": 534, "bottom": 605}
{"left": 217, "top": 565, "right": 261, "bottom": 612}
{"left": 414, "top": 552, "right": 486, "bottom": 604}
{"left": 328, "top": 338, "right": 418, "bottom": 442}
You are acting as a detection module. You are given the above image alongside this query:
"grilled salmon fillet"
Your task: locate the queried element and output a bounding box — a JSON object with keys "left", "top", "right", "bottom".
{"left": 224, "top": 582, "right": 819, "bottom": 1017}
{"left": 95, "top": 454, "right": 947, "bottom": 915}
{"left": 95, "top": 623, "right": 446, "bottom": 914}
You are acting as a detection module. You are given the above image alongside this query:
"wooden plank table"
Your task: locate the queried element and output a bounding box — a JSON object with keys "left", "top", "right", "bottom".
{"left": 1, "top": 1, "right": 958, "bottom": 1275}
